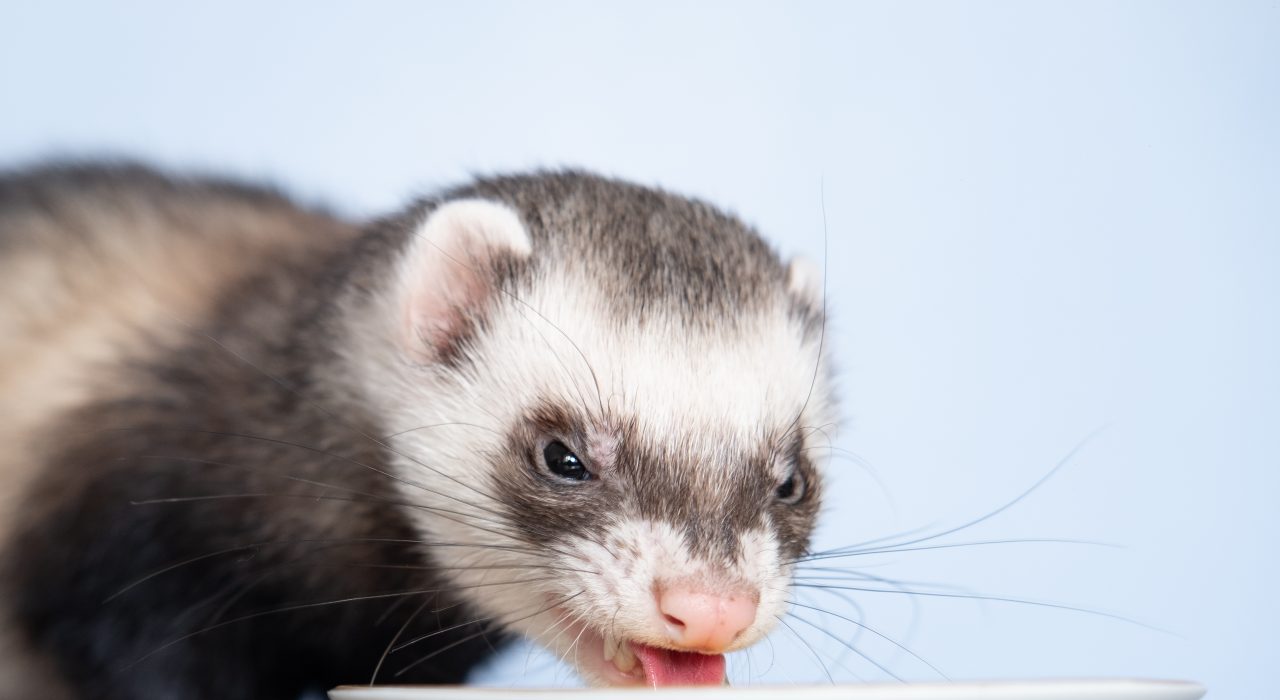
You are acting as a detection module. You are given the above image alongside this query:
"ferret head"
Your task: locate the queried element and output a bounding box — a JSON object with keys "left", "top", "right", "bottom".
{"left": 342, "top": 172, "right": 835, "bottom": 686}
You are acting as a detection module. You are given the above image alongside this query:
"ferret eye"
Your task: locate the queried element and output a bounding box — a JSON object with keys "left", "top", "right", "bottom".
{"left": 542, "top": 440, "right": 590, "bottom": 481}
{"left": 775, "top": 470, "right": 804, "bottom": 504}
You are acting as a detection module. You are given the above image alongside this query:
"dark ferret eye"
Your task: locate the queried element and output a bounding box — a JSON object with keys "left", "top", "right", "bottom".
{"left": 542, "top": 440, "right": 591, "bottom": 481}
{"left": 775, "top": 470, "right": 804, "bottom": 504}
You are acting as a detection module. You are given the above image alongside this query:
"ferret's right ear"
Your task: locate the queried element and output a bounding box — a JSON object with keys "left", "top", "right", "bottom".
{"left": 397, "top": 199, "right": 532, "bottom": 363}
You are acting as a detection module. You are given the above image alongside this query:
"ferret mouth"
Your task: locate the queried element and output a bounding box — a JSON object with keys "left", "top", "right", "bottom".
{"left": 553, "top": 616, "right": 726, "bottom": 687}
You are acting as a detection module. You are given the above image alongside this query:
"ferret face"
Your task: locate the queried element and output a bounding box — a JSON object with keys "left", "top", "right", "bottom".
{"left": 347, "top": 174, "right": 833, "bottom": 687}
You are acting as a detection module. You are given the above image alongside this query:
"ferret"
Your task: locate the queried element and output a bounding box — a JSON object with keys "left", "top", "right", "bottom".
{"left": 0, "top": 163, "right": 834, "bottom": 699}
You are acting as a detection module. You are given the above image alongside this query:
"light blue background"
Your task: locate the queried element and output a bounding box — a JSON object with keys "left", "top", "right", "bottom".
{"left": 2, "top": 2, "right": 1275, "bottom": 697}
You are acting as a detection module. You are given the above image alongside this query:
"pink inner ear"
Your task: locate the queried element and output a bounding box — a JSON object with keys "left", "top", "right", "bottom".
{"left": 405, "top": 247, "right": 493, "bottom": 362}
{"left": 399, "top": 199, "right": 532, "bottom": 364}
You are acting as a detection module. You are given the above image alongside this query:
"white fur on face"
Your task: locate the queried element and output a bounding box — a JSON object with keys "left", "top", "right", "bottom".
{"left": 343, "top": 249, "right": 834, "bottom": 681}
{"left": 534, "top": 520, "right": 787, "bottom": 648}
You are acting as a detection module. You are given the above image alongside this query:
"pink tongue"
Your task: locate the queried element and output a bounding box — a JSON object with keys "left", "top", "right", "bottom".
{"left": 631, "top": 643, "right": 726, "bottom": 687}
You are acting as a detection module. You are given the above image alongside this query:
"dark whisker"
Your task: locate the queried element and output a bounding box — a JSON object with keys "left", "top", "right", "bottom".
{"left": 801, "top": 445, "right": 895, "bottom": 508}
{"left": 374, "top": 590, "right": 413, "bottom": 626}
{"left": 792, "top": 582, "right": 1164, "bottom": 632}
{"left": 380, "top": 422, "right": 504, "bottom": 440}
{"left": 122, "top": 590, "right": 414, "bottom": 672}
{"left": 758, "top": 631, "right": 778, "bottom": 678}
{"left": 788, "top": 599, "right": 946, "bottom": 679}
{"left": 826, "top": 428, "right": 1108, "bottom": 556}
{"left": 116, "top": 449, "right": 594, "bottom": 566}
{"left": 785, "top": 606, "right": 902, "bottom": 682}
{"left": 104, "top": 427, "right": 510, "bottom": 518}
{"left": 795, "top": 581, "right": 871, "bottom": 638}
{"left": 119, "top": 453, "right": 508, "bottom": 526}
{"left": 773, "top": 614, "right": 835, "bottom": 684}
{"left": 123, "top": 575, "right": 560, "bottom": 672}
{"left": 391, "top": 588, "right": 560, "bottom": 655}
{"left": 810, "top": 523, "right": 941, "bottom": 557}
{"left": 796, "top": 537, "right": 1118, "bottom": 563}
{"left": 376, "top": 422, "right": 501, "bottom": 437}
{"left": 360, "top": 562, "right": 599, "bottom": 577}
{"left": 130, "top": 491, "right": 532, "bottom": 547}
{"left": 180, "top": 539, "right": 593, "bottom": 631}
{"left": 393, "top": 592, "right": 584, "bottom": 677}
{"left": 369, "top": 597, "right": 431, "bottom": 685}
{"left": 106, "top": 537, "right": 557, "bottom": 603}
{"left": 798, "top": 568, "right": 928, "bottom": 651}
{"left": 793, "top": 573, "right": 974, "bottom": 595}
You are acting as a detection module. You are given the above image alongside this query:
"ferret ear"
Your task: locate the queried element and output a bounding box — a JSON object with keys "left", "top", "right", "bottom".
{"left": 785, "top": 256, "right": 824, "bottom": 313}
{"left": 398, "top": 199, "right": 532, "bottom": 363}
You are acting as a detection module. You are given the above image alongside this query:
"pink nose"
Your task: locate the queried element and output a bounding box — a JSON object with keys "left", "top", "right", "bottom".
{"left": 655, "top": 582, "right": 758, "bottom": 652}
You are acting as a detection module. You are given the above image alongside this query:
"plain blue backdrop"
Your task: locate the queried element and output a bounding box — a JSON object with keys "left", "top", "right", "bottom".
{"left": 2, "top": 2, "right": 1275, "bottom": 696}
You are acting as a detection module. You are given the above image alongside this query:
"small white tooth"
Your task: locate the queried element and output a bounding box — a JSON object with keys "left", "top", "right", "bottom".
{"left": 612, "top": 643, "right": 637, "bottom": 674}
{"left": 602, "top": 633, "right": 617, "bottom": 662}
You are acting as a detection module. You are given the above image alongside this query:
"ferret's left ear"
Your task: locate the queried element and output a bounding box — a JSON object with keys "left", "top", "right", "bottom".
{"left": 785, "top": 256, "right": 824, "bottom": 313}
{"left": 398, "top": 199, "right": 532, "bottom": 363}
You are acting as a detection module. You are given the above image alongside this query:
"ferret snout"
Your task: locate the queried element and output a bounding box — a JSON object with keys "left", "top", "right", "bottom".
{"left": 654, "top": 579, "right": 759, "bottom": 652}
